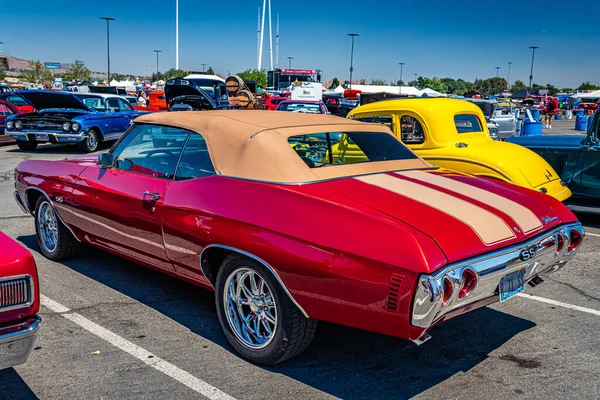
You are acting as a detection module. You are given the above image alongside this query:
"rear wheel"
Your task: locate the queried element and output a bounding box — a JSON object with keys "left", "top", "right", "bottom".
{"left": 17, "top": 141, "right": 37, "bottom": 151}
{"left": 215, "top": 254, "right": 317, "bottom": 365}
{"left": 34, "top": 197, "right": 78, "bottom": 260}
{"left": 77, "top": 129, "right": 100, "bottom": 153}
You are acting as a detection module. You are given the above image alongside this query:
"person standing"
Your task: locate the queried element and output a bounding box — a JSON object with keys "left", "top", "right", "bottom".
{"left": 545, "top": 97, "right": 557, "bottom": 129}
{"left": 138, "top": 92, "right": 147, "bottom": 107}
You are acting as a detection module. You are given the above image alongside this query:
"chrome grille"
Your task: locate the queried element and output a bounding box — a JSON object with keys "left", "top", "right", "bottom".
{"left": 21, "top": 120, "right": 63, "bottom": 131}
{"left": 0, "top": 277, "right": 32, "bottom": 310}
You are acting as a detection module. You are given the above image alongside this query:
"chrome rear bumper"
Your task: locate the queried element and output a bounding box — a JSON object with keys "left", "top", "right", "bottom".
{"left": 0, "top": 315, "right": 41, "bottom": 370}
{"left": 412, "top": 223, "right": 584, "bottom": 329}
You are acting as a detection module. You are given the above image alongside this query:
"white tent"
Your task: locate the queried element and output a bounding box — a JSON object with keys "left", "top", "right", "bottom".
{"left": 332, "top": 85, "right": 345, "bottom": 94}
{"left": 420, "top": 88, "right": 446, "bottom": 97}
{"left": 576, "top": 90, "right": 600, "bottom": 99}
{"left": 110, "top": 80, "right": 136, "bottom": 92}
{"left": 344, "top": 84, "right": 422, "bottom": 96}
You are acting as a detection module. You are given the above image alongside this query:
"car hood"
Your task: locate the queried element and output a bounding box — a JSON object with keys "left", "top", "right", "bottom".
{"left": 17, "top": 91, "right": 92, "bottom": 112}
{"left": 164, "top": 79, "right": 217, "bottom": 109}
{"left": 299, "top": 169, "right": 576, "bottom": 263}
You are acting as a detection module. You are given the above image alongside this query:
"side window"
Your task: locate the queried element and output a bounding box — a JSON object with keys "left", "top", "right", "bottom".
{"left": 454, "top": 114, "right": 483, "bottom": 133}
{"left": 107, "top": 98, "right": 120, "bottom": 112}
{"left": 400, "top": 115, "right": 425, "bottom": 144}
{"left": 175, "top": 134, "right": 216, "bottom": 181}
{"left": 355, "top": 115, "right": 394, "bottom": 132}
{"left": 111, "top": 124, "right": 189, "bottom": 179}
{"left": 118, "top": 99, "right": 133, "bottom": 112}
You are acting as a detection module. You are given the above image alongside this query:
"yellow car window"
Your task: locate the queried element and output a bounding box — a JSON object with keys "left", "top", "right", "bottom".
{"left": 400, "top": 115, "right": 425, "bottom": 144}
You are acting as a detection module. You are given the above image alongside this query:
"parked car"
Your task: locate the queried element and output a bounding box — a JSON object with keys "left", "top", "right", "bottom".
{"left": 0, "top": 100, "right": 20, "bottom": 134}
{"left": 464, "top": 98, "right": 517, "bottom": 139}
{"left": 0, "top": 93, "right": 36, "bottom": 114}
{"left": 348, "top": 98, "right": 572, "bottom": 202}
{"left": 275, "top": 100, "right": 328, "bottom": 114}
{"left": 14, "top": 110, "right": 583, "bottom": 364}
{"left": 507, "top": 111, "right": 600, "bottom": 210}
{"left": 4, "top": 91, "right": 147, "bottom": 152}
{"left": 0, "top": 231, "right": 40, "bottom": 371}
{"left": 322, "top": 93, "right": 357, "bottom": 117}
{"left": 165, "top": 76, "right": 230, "bottom": 111}
{"left": 121, "top": 94, "right": 161, "bottom": 112}
{"left": 265, "top": 95, "right": 288, "bottom": 110}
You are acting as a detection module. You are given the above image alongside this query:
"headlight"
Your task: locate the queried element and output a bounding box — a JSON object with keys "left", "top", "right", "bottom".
{"left": 62, "top": 122, "right": 71, "bottom": 131}
{"left": 72, "top": 122, "right": 80, "bottom": 132}
{"left": 6, "top": 121, "right": 14, "bottom": 130}
{"left": 14, "top": 121, "right": 22, "bottom": 130}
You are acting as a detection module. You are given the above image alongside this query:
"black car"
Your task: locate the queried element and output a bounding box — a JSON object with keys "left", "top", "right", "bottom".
{"left": 321, "top": 94, "right": 357, "bottom": 117}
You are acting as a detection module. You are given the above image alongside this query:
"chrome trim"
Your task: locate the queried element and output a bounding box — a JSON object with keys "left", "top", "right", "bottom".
{"left": 13, "top": 191, "right": 30, "bottom": 214}
{"left": 8, "top": 130, "right": 86, "bottom": 139}
{"left": 412, "top": 223, "right": 584, "bottom": 329}
{"left": 24, "top": 188, "right": 82, "bottom": 242}
{"left": 0, "top": 315, "right": 41, "bottom": 371}
{"left": 0, "top": 275, "right": 34, "bottom": 312}
{"left": 411, "top": 332, "right": 431, "bottom": 346}
{"left": 200, "top": 244, "right": 310, "bottom": 318}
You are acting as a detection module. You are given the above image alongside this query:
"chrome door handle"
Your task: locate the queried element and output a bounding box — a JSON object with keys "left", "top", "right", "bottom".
{"left": 143, "top": 191, "right": 161, "bottom": 201}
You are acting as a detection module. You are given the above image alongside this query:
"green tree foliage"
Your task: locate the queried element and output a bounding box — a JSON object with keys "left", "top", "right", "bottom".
{"left": 0, "top": 69, "right": 5, "bottom": 81}
{"left": 163, "top": 68, "right": 188, "bottom": 80}
{"left": 329, "top": 77, "right": 340, "bottom": 89}
{"left": 150, "top": 72, "right": 164, "bottom": 82}
{"left": 111, "top": 73, "right": 126, "bottom": 82}
{"left": 236, "top": 69, "right": 268, "bottom": 87}
{"left": 407, "top": 80, "right": 418, "bottom": 87}
{"left": 560, "top": 88, "right": 573, "bottom": 93}
{"left": 62, "top": 60, "right": 91, "bottom": 82}
{"left": 22, "top": 60, "right": 53, "bottom": 84}
{"left": 577, "top": 82, "right": 600, "bottom": 91}
{"left": 206, "top": 67, "right": 215, "bottom": 75}
{"left": 510, "top": 80, "right": 527, "bottom": 93}
{"left": 370, "top": 78, "right": 386, "bottom": 85}
{"left": 416, "top": 77, "right": 447, "bottom": 93}
{"left": 546, "top": 84, "right": 559, "bottom": 96}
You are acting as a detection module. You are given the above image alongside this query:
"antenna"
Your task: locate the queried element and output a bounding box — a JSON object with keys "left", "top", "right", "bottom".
{"left": 268, "top": 0, "right": 273, "bottom": 71}
{"left": 258, "top": 0, "right": 266, "bottom": 71}
{"left": 275, "top": 13, "right": 279, "bottom": 69}
{"left": 256, "top": 6, "right": 261, "bottom": 69}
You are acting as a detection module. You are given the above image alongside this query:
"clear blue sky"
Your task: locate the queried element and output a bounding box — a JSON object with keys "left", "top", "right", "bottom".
{"left": 2, "top": 0, "right": 599, "bottom": 88}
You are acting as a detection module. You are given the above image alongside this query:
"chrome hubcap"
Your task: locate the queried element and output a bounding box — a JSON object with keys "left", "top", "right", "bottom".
{"left": 224, "top": 268, "right": 277, "bottom": 349}
{"left": 37, "top": 202, "right": 58, "bottom": 253}
{"left": 87, "top": 132, "right": 97, "bottom": 149}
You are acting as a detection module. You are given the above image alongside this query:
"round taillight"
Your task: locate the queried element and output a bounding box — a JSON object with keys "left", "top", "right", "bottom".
{"left": 458, "top": 269, "right": 478, "bottom": 299}
{"left": 442, "top": 278, "right": 453, "bottom": 306}
{"left": 556, "top": 234, "right": 564, "bottom": 256}
{"left": 568, "top": 230, "right": 583, "bottom": 252}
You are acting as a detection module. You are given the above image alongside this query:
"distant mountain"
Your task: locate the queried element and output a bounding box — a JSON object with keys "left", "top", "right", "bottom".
{"left": 3, "top": 55, "right": 70, "bottom": 72}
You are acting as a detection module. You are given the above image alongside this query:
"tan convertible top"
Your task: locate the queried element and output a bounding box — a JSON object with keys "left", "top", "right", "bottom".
{"left": 135, "top": 110, "right": 432, "bottom": 183}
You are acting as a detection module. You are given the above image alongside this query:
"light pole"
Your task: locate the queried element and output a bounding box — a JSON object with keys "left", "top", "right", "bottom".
{"left": 507, "top": 61, "right": 512, "bottom": 89}
{"left": 286, "top": 57, "right": 293, "bottom": 85}
{"left": 153, "top": 50, "right": 162, "bottom": 74}
{"left": 347, "top": 33, "right": 358, "bottom": 89}
{"left": 201, "top": 63, "right": 206, "bottom": 73}
{"left": 414, "top": 73, "right": 418, "bottom": 87}
{"left": 175, "top": 0, "right": 179, "bottom": 70}
{"left": 528, "top": 46, "right": 539, "bottom": 90}
{"left": 100, "top": 17, "right": 116, "bottom": 83}
{"left": 495, "top": 66, "right": 501, "bottom": 94}
{"left": 398, "top": 62, "right": 404, "bottom": 94}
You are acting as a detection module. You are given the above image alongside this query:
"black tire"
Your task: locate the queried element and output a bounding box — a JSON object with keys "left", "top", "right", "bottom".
{"left": 17, "top": 141, "right": 37, "bottom": 151}
{"left": 215, "top": 254, "right": 317, "bottom": 365}
{"left": 34, "top": 197, "right": 78, "bottom": 260}
{"left": 77, "top": 129, "right": 100, "bottom": 153}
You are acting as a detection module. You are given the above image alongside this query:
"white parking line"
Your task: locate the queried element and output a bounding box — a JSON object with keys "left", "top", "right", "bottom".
{"left": 585, "top": 232, "right": 600, "bottom": 238}
{"left": 517, "top": 293, "right": 600, "bottom": 317}
{"left": 40, "top": 294, "right": 237, "bottom": 400}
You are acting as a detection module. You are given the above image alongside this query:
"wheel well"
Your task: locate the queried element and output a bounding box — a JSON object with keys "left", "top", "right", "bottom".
{"left": 88, "top": 126, "right": 104, "bottom": 140}
{"left": 24, "top": 188, "right": 44, "bottom": 215}
{"left": 201, "top": 246, "right": 232, "bottom": 286}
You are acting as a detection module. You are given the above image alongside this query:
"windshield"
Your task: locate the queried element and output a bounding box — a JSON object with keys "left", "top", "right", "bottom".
{"left": 278, "top": 102, "right": 322, "bottom": 113}
{"left": 187, "top": 79, "right": 225, "bottom": 100}
{"left": 6, "top": 95, "right": 28, "bottom": 106}
{"left": 73, "top": 94, "right": 105, "bottom": 111}
{"left": 288, "top": 131, "right": 417, "bottom": 168}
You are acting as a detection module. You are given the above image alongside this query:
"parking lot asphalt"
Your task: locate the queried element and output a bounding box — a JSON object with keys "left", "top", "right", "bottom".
{"left": 1, "top": 142, "right": 600, "bottom": 400}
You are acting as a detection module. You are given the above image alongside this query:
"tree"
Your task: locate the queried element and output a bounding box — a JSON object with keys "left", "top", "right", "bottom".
{"left": 111, "top": 73, "right": 126, "bottom": 82}
{"left": 236, "top": 69, "right": 268, "bottom": 87}
{"left": 22, "top": 60, "right": 53, "bottom": 84}
{"left": 150, "top": 72, "right": 164, "bottom": 82}
{"left": 163, "top": 68, "right": 187, "bottom": 80}
{"left": 329, "top": 77, "right": 340, "bottom": 89}
{"left": 206, "top": 67, "right": 215, "bottom": 75}
{"left": 0, "top": 69, "right": 5, "bottom": 81}
{"left": 358, "top": 78, "right": 367, "bottom": 85}
{"left": 371, "top": 78, "right": 386, "bottom": 85}
{"left": 62, "top": 60, "right": 91, "bottom": 82}
{"left": 510, "top": 80, "right": 527, "bottom": 93}
{"left": 545, "top": 84, "right": 559, "bottom": 96}
{"left": 416, "top": 77, "right": 447, "bottom": 93}
{"left": 561, "top": 88, "right": 573, "bottom": 93}
{"left": 577, "top": 82, "right": 600, "bottom": 91}
{"left": 407, "top": 80, "right": 418, "bottom": 87}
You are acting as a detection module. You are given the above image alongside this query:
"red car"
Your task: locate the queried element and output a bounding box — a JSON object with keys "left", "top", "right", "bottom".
{"left": 275, "top": 100, "right": 328, "bottom": 114}
{"left": 265, "top": 95, "right": 288, "bottom": 111}
{"left": 0, "top": 231, "right": 41, "bottom": 370}
{"left": 0, "top": 100, "right": 20, "bottom": 134}
{"left": 0, "top": 93, "right": 36, "bottom": 114}
{"left": 14, "top": 111, "right": 583, "bottom": 364}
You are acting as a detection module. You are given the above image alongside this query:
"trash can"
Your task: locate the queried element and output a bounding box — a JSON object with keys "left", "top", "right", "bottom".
{"left": 521, "top": 121, "right": 542, "bottom": 136}
{"left": 575, "top": 114, "right": 588, "bottom": 131}
{"left": 532, "top": 109, "right": 541, "bottom": 120}
{"left": 555, "top": 110, "right": 562, "bottom": 120}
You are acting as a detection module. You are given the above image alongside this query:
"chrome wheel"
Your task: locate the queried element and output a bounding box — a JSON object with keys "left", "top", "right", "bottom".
{"left": 37, "top": 201, "right": 58, "bottom": 253}
{"left": 87, "top": 131, "right": 98, "bottom": 151}
{"left": 223, "top": 267, "right": 277, "bottom": 350}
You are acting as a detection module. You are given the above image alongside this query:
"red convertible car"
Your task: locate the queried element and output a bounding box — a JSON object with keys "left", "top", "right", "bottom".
{"left": 0, "top": 232, "right": 40, "bottom": 370}
{"left": 13, "top": 111, "right": 583, "bottom": 364}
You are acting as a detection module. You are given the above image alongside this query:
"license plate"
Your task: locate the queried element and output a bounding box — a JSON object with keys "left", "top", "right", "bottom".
{"left": 499, "top": 269, "right": 525, "bottom": 302}
{"left": 35, "top": 134, "right": 49, "bottom": 141}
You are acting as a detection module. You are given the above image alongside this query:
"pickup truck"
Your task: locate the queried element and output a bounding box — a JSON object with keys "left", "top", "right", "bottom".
{"left": 507, "top": 111, "right": 600, "bottom": 210}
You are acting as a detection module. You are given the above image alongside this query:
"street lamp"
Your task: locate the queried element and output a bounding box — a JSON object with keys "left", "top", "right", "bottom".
{"left": 153, "top": 50, "right": 162, "bottom": 74}
{"left": 528, "top": 46, "right": 539, "bottom": 90}
{"left": 201, "top": 63, "right": 206, "bottom": 73}
{"left": 495, "top": 66, "right": 501, "bottom": 94}
{"left": 175, "top": 0, "right": 179, "bottom": 70}
{"left": 347, "top": 33, "right": 358, "bottom": 89}
{"left": 398, "top": 62, "right": 405, "bottom": 94}
{"left": 287, "top": 56, "right": 293, "bottom": 68}
{"left": 100, "top": 17, "right": 116, "bottom": 83}
{"left": 414, "top": 73, "right": 418, "bottom": 87}
{"left": 507, "top": 61, "right": 512, "bottom": 89}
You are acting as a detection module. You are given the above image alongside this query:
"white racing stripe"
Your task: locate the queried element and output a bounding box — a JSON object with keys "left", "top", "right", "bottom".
{"left": 517, "top": 293, "right": 600, "bottom": 317}
{"left": 40, "top": 294, "right": 237, "bottom": 400}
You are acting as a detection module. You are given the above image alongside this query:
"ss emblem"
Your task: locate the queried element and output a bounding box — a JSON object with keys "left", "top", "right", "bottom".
{"left": 519, "top": 246, "right": 537, "bottom": 261}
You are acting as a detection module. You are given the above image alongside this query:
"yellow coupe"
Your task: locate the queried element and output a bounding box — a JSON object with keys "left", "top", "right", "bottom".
{"left": 344, "top": 98, "right": 571, "bottom": 201}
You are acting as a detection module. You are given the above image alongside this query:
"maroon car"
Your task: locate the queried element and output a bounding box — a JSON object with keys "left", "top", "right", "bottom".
{"left": 0, "top": 100, "right": 20, "bottom": 135}
{"left": 0, "top": 94, "right": 35, "bottom": 114}
{"left": 275, "top": 100, "right": 328, "bottom": 114}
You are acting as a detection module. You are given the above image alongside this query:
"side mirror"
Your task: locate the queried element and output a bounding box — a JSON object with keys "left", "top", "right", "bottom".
{"left": 98, "top": 153, "right": 114, "bottom": 168}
